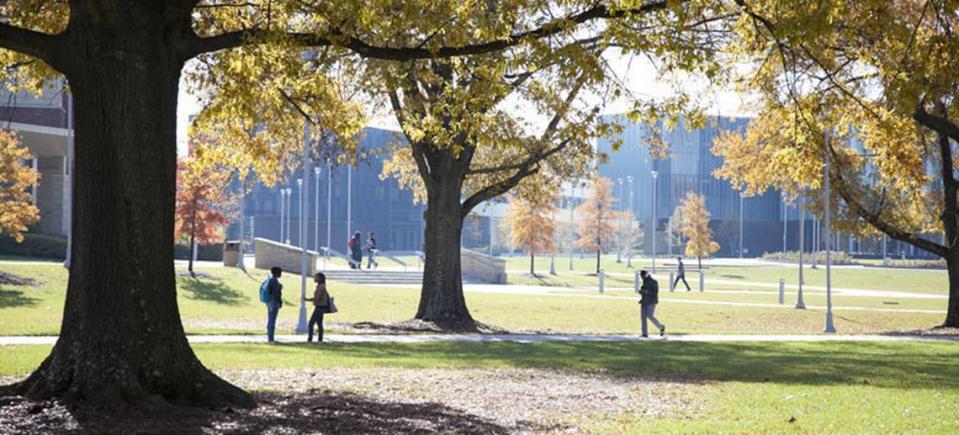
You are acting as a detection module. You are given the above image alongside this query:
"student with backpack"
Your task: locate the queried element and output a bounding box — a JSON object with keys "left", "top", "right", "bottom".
{"left": 303, "top": 272, "right": 331, "bottom": 343}
{"left": 260, "top": 266, "right": 283, "bottom": 343}
{"left": 348, "top": 231, "right": 363, "bottom": 269}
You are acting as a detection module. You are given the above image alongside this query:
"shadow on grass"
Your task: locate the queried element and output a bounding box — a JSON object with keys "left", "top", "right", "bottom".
{"left": 719, "top": 274, "right": 745, "bottom": 279}
{"left": 0, "top": 288, "right": 39, "bottom": 308}
{"left": 180, "top": 278, "right": 247, "bottom": 305}
{"left": 0, "top": 390, "right": 527, "bottom": 434}
{"left": 248, "top": 340, "right": 959, "bottom": 390}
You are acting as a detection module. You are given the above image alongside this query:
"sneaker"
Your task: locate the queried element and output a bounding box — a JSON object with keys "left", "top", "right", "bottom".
{"left": 641, "top": 334, "right": 648, "bottom": 338}
{"left": 660, "top": 326, "right": 666, "bottom": 337}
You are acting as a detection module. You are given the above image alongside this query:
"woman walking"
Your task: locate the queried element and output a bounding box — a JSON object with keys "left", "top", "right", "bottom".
{"left": 303, "top": 272, "right": 330, "bottom": 343}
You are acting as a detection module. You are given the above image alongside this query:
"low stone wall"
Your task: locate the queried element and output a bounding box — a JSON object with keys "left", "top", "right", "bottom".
{"left": 461, "top": 249, "right": 507, "bottom": 284}
{"left": 254, "top": 238, "right": 319, "bottom": 276}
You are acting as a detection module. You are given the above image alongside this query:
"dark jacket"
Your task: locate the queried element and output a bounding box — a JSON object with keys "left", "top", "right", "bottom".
{"left": 267, "top": 277, "right": 283, "bottom": 307}
{"left": 640, "top": 277, "right": 659, "bottom": 305}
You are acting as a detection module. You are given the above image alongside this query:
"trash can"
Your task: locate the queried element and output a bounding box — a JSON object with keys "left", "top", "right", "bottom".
{"left": 222, "top": 240, "right": 241, "bottom": 267}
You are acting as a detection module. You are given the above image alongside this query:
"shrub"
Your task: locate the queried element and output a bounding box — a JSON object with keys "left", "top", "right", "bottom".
{"left": 0, "top": 233, "right": 67, "bottom": 259}
{"left": 761, "top": 250, "right": 856, "bottom": 265}
{"left": 174, "top": 243, "right": 223, "bottom": 261}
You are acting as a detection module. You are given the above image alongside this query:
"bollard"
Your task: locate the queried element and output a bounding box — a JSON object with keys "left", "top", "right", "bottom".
{"left": 599, "top": 270, "right": 605, "bottom": 294}
{"left": 778, "top": 279, "right": 785, "bottom": 305}
{"left": 634, "top": 270, "right": 641, "bottom": 293}
{"left": 699, "top": 270, "right": 705, "bottom": 292}
{"left": 669, "top": 271, "right": 676, "bottom": 292}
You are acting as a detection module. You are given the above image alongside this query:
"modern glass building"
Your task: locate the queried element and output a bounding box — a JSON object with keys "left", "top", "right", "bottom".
{"left": 597, "top": 114, "right": 786, "bottom": 257}
{"left": 232, "top": 127, "right": 426, "bottom": 253}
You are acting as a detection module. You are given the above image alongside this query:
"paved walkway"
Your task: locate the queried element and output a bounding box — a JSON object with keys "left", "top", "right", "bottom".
{"left": 3, "top": 333, "right": 958, "bottom": 346}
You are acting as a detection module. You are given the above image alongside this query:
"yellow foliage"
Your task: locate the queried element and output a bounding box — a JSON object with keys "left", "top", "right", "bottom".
{"left": 0, "top": 130, "right": 39, "bottom": 242}
{"left": 506, "top": 195, "right": 557, "bottom": 256}
{"left": 575, "top": 177, "right": 617, "bottom": 253}
{"left": 679, "top": 192, "right": 719, "bottom": 260}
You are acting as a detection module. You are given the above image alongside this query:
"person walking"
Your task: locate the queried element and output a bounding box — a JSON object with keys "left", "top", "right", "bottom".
{"left": 363, "top": 231, "right": 378, "bottom": 269}
{"left": 263, "top": 266, "right": 283, "bottom": 343}
{"left": 303, "top": 272, "right": 330, "bottom": 343}
{"left": 674, "top": 256, "right": 691, "bottom": 291}
{"left": 638, "top": 270, "right": 665, "bottom": 338}
{"left": 348, "top": 231, "right": 363, "bottom": 269}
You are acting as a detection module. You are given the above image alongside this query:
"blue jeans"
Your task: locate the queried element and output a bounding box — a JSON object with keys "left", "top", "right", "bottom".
{"left": 266, "top": 303, "right": 280, "bottom": 342}
{"left": 641, "top": 303, "right": 664, "bottom": 336}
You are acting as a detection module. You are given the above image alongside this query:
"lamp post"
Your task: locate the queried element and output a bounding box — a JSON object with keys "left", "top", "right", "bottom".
{"left": 284, "top": 188, "right": 292, "bottom": 245}
{"left": 738, "top": 192, "right": 744, "bottom": 259}
{"left": 346, "top": 164, "right": 352, "bottom": 242}
{"left": 796, "top": 187, "right": 806, "bottom": 309}
{"left": 616, "top": 178, "right": 625, "bottom": 263}
{"left": 651, "top": 170, "right": 658, "bottom": 273}
{"left": 279, "top": 188, "right": 285, "bottom": 243}
{"left": 64, "top": 90, "right": 74, "bottom": 269}
{"left": 782, "top": 196, "right": 787, "bottom": 253}
{"left": 626, "top": 175, "right": 634, "bottom": 268}
{"left": 326, "top": 158, "right": 332, "bottom": 264}
{"left": 295, "top": 120, "right": 310, "bottom": 334}
{"left": 314, "top": 166, "right": 321, "bottom": 252}
{"left": 568, "top": 182, "right": 575, "bottom": 271}
{"left": 824, "top": 134, "right": 836, "bottom": 333}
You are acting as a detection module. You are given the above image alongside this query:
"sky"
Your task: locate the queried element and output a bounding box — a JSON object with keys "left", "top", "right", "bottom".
{"left": 175, "top": 52, "right": 753, "bottom": 157}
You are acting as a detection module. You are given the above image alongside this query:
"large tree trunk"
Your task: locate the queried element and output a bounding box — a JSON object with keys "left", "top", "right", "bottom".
{"left": 3, "top": 10, "right": 252, "bottom": 408}
{"left": 946, "top": 253, "right": 959, "bottom": 327}
{"left": 416, "top": 175, "right": 474, "bottom": 329}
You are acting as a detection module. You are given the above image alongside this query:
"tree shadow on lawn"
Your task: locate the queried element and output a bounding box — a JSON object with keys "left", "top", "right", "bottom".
{"left": 0, "top": 390, "right": 532, "bottom": 434}
{"left": 278, "top": 340, "right": 959, "bottom": 390}
{"left": 0, "top": 288, "right": 39, "bottom": 308}
{"left": 179, "top": 278, "right": 247, "bottom": 305}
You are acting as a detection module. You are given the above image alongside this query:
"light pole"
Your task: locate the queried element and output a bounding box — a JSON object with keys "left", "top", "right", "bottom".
{"left": 738, "top": 192, "right": 744, "bottom": 258}
{"left": 296, "top": 120, "right": 310, "bottom": 334}
{"left": 64, "top": 90, "right": 74, "bottom": 269}
{"left": 616, "top": 178, "right": 625, "bottom": 263}
{"left": 824, "top": 134, "right": 836, "bottom": 333}
{"left": 811, "top": 217, "right": 819, "bottom": 269}
{"left": 782, "top": 195, "right": 787, "bottom": 253}
{"left": 651, "top": 170, "right": 658, "bottom": 273}
{"left": 626, "top": 175, "right": 634, "bottom": 268}
{"left": 882, "top": 234, "right": 888, "bottom": 266}
{"left": 796, "top": 187, "right": 806, "bottom": 309}
{"left": 314, "top": 166, "right": 321, "bottom": 252}
{"left": 279, "top": 187, "right": 285, "bottom": 243}
{"left": 284, "top": 188, "right": 292, "bottom": 245}
{"left": 296, "top": 178, "right": 303, "bottom": 247}
{"left": 326, "top": 158, "right": 332, "bottom": 264}
{"left": 568, "top": 182, "right": 575, "bottom": 271}
{"left": 346, "top": 164, "right": 352, "bottom": 242}
{"left": 236, "top": 186, "right": 245, "bottom": 269}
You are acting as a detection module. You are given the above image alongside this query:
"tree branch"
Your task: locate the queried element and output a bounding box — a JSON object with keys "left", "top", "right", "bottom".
{"left": 914, "top": 105, "right": 959, "bottom": 142}
{"left": 188, "top": 1, "right": 667, "bottom": 58}
{"left": 0, "top": 23, "right": 62, "bottom": 68}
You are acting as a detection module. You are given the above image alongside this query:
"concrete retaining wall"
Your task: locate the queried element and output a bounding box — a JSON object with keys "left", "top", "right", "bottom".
{"left": 254, "top": 238, "right": 319, "bottom": 276}
{"left": 461, "top": 249, "right": 507, "bottom": 284}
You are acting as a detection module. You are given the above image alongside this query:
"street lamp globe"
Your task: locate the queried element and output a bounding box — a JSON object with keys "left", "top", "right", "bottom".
{"left": 651, "top": 170, "right": 658, "bottom": 179}
{"left": 626, "top": 175, "right": 633, "bottom": 183}
{"left": 296, "top": 178, "right": 302, "bottom": 188}
{"left": 313, "top": 166, "right": 321, "bottom": 176}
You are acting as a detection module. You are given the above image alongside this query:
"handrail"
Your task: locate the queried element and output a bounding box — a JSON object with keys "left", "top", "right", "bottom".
{"left": 374, "top": 250, "right": 408, "bottom": 271}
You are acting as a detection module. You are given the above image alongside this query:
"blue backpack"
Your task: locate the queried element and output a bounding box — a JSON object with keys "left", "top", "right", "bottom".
{"left": 259, "top": 277, "right": 273, "bottom": 304}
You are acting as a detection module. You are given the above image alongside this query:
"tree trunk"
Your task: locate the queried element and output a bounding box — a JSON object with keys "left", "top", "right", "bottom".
{"left": 595, "top": 249, "right": 600, "bottom": 274}
{"left": 530, "top": 250, "right": 535, "bottom": 276}
{"left": 698, "top": 256, "right": 702, "bottom": 271}
{"left": 946, "top": 252, "right": 959, "bottom": 327}
{"left": 416, "top": 175, "right": 474, "bottom": 329}
{"left": 4, "top": 14, "right": 252, "bottom": 408}
{"left": 189, "top": 202, "right": 197, "bottom": 277}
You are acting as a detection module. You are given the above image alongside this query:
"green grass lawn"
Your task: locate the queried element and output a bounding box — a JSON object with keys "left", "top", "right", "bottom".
{"left": 3, "top": 340, "right": 958, "bottom": 432}
{"left": 0, "top": 261, "right": 949, "bottom": 335}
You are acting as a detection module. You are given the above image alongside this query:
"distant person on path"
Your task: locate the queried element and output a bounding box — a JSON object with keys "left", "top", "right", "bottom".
{"left": 303, "top": 272, "right": 330, "bottom": 343}
{"left": 263, "top": 266, "right": 283, "bottom": 343}
{"left": 638, "top": 270, "right": 665, "bottom": 338}
{"left": 363, "top": 231, "right": 378, "bottom": 269}
{"left": 348, "top": 231, "right": 363, "bottom": 269}
{"left": 674, "top": 257, "right": 691, "bottom": 291}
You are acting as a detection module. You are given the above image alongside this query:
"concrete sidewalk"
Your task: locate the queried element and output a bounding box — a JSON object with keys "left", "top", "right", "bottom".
{"left": 3, "top": 333, "right": 958, "bottom": 346}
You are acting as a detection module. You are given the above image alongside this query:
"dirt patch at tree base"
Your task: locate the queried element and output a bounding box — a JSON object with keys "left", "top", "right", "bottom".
{"left": 0, "top": 368, "right": 700, "bottom": 433}
{"left": 882, "top": 326, "right": 959, "bottom": 336}
{"left": 0, "top": 271, "right": 39, "bottom": 286}
{"left": 350, "top": 319, "right": 529, "bottom": 334}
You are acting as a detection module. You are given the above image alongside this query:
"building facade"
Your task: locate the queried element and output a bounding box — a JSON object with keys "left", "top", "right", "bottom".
{"left": 1, "top": 82, "right": 71, "bottom": 237}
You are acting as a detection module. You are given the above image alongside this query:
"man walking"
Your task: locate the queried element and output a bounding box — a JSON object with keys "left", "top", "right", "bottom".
{"left": 265, "top": 266, "right": 283, "bottom": 343}
{"left": 638, "top": 270, "right": 665, "bottom": 338}
{"left": 363, "top": 231, "right": 378, "bottom": 269}
{"left": 674, "top": 256, "right": 691, "bottom": 291}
